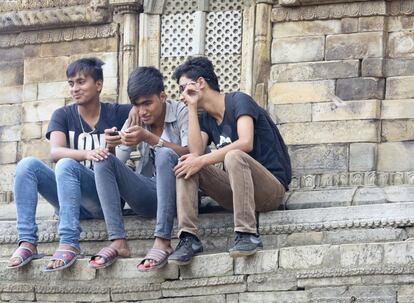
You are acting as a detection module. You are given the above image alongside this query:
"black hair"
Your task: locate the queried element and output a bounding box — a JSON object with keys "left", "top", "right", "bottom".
{"left": 66, "top": 57, "right": 104, "bottom": 81}
{"left": 172, "top": 56, "right": 220, "bottom": 92}
{"left": 127, "top": 66, "right": 165, "bottom": 104}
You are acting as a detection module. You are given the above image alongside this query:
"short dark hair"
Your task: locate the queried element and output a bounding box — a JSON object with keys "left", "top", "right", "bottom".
{"left": 66, "top": 57, "right": 104, "bottom": 81}
{"left": 127, "top": 66, "right": 165, "bottom": 104}
{"left": 172, "top": 56, "right": 220, "bottom": 92}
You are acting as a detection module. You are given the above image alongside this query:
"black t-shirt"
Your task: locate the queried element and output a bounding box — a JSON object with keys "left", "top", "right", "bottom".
{"left": 199, "top": 92, "right": 292, "bottom": 190}
{"left": 46, "top": 102, "right": 132, "bottom": 169}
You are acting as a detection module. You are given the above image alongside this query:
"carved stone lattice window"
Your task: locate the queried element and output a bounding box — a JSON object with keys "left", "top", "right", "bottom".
{"left": 160, "top": 0, "right": 242, "bottom": 100}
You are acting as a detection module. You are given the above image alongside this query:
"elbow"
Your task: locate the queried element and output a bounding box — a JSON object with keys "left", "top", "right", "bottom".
{"left": 239, "top": 140, "right": 253, "bottom": 153}
{"left": 49, "top": 148, "right": 60, "bottom": 162}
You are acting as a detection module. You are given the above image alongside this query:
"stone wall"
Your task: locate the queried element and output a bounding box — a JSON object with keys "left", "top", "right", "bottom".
{"left": 270, "top": 0, "right": 414, "bottom": 190}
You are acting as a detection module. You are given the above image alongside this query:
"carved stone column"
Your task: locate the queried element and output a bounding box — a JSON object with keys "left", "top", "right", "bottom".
{"left": 112, "top": 1, "right": 142, "bottom": 103}
{"left": 252, "top": 0, "right": 273, "bottom": 108}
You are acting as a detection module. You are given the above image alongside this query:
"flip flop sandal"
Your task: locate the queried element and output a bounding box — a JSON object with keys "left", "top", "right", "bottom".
{"left": 7, "top": 246, "right": 45, "bottom": 269}
{"left": 43, "top": 249, "right": 84, "bottom": 272}
{"left": 137, "top": 248, "right": 172, "bottom": 272}
{"left": 89, "top": 246, "right": 119, "bottom": 269}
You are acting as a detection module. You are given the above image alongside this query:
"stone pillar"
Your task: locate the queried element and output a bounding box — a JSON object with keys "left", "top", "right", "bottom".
{"left": 240, "top": 1, "right": 256, "bottom": 95}
{"left": 252, "top": 0, "right": 273, "bottom": 108}
{"left": 112, "top": 1, "right": 142, "bottom": 103}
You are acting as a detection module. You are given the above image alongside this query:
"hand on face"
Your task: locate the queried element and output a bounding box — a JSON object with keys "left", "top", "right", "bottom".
{"left": 179, "top": 80, "right": 201, "bottom": 107}
{"left": 174, "top": 153, "right": 204, "bottom": 179}
{"left": 120, "top": 125, "right": 148, "bottom": 146}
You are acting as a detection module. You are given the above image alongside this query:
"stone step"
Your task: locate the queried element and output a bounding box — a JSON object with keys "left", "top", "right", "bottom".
{"left": 0, "top": 240, "right": 413, "bottom": 302}
{"left": 0, "top": 202, "right": 413, "bottom": 258}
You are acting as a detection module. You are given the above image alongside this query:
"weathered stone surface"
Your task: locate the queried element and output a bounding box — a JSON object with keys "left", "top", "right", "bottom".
{"left": 21, "top": 122, "right": 42, "bottom": 140}
{"left": 0, "top": 61, "right": 23, "bottom": 87}
{"left": 312, "top": 100, "right": 380, "bottom": 121}
{"left": 382, "top": 99, "right": 414, "bottom": 119}
{"left": 336, "top": 78, "right": 384, "bottom": 100}
{"left": 0, "top": 104, "right": 21, "bottom": 126}
{"left": 326, "top": 32, "right": 383, "bottom": 60}
{"left": 324, "top": 228, "right": 406, "bottom": 245}
{"left": 37, "top": 81, "right": 69, "bottom": 100}
{"left": 398, "top": 285, "right": 414, "bottom": 303}
{"left": 353, "top": 187, "right": 387, "bottom": 205}
{"left": 288, "top": 144, "right": 348, "bottom": 174}
{"left": 234, "top": 250, "right": 278, "bottom": 275}
{"left": 226, "top": 294, "right": 239, "bottom": 303}
{"left": 359, "top": 16, "right": 385, "bottom": 32}
{"left": 271, "top": 36, "right": 324, "bottom": 63}
{"left": 23, "top": 83, "right": 37, "bottom": 102}
{"left": 309, "top": 286, "right": 396, "bottom": 302}
{"left": 0, "top": 47, "right": 23, "bottom": 62}
{"left": 247, "top": 271, "right": 297, "bottom": 292}
{"left": 162, "top": 276, "right": 246, "bottom": 297}
{"left": 20, "top": 140, "right": 50, "bottom": 160}
{"left": 180, "top": 253, "right": 233, "bottom": 279}
{"left": 341, "top": 17, "right": 358, "bottom": 33}
{"left": 269, "top": 80, "right": 335, "bottom": 104}
{"left": 270, "top": 60, "right": 359, "bottom": 82}
{"left": 286, "top": 232, "right": 324, "bottom": 246}
{"left": 273, "top": 20, "right": 341, "bottom": 38}
{"left": 389, "top": 15, "right": 414, "bottom": 32}
{"left": 384, "top": 186, "right": 414, "bottom": 203}
{"left": 298, "top": 276, "right": 363, "bottom": 289}
{"left": 35, "top": 285, "right": 110, "bottom": 303}
{"left": 0, "top": 164, "right": 16, "bottom": 192}
{"left": 382, "top": 241, "right": 414, "bottom": 265}
{"left": 40, "top": 38, "right": 118, "bottom": 58}
{"left": 70, "top": 52, "right": 118, "bottom": 79}
{"left": 22, "top": 99, "right": 65, "bottom": 123}
{"left": 279, "top": 120, "right": 379, "bottom": 145}
{"left": 385, "top": 59, "right": 414, "bottom": 77}
{"left": 24, "top": 57, "right": 69, "bottom": 84}
{"left": 349, "top": 143, "right": 377, "bottom": 171}
{"left": 0, "top": 142, "right": 17, "bottom": 164}
{"left": 110, "top": 282, "right": 162, "bottom": 302}
{"left": 382, "top": 120, "right": 414, "bottom": 142}
{"left": 0, "top": 125, "right": 21, "bottom": 142}
{"left": 378, "top": 142, "right": 414, "bottom": 171}
{"left": 389, "top": 32, "right": 414, "bottom": 58}
{"left": 239, "top": 291, "right": 308, "bottom": 303}
{"left": 286, "top": 188, "right": 356, "bottom": 209}
{"left": 147, "top": 295, "right": 226, "bottom": 303}
{"left": 362, "top": 58, "right": 384, "bottom": 77}
{"left": 0, "top": 86, "right": 22, "bottom": 104}
{"left": 101, "top": 77, "right": 118, "bottom": 96}
{"left": 280, "top": 245, "right": 339, "bottom": 269}
{"left": 386, "top": 76, "right": 414, "bottom": 99}
{"left": 340, "top": 243, "right": 384, "bottom": 267}
{"left": 269, "top": 103, "right": 311, "bottom": 123}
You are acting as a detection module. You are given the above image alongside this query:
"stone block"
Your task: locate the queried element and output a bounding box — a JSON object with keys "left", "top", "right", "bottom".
{"left": 286, "top": 188, "right": 356, "bottom": 209}
{"left": 386, "top": 76, "right": 414, "bottom": 99}
{"left": 286, "top": 232, "right": 323, "bottom": 246}
{"left": 384, "top": 186, "right": 414, "bottom": 203}
{"left": 382, "top": 99, "right": 414, "bottom": 119}
{"left": 35, "top": 284, "right": 110, "bottom": 302}
{"left": 0, "top": 47, "right": 23, "bottom": 62}
{"left": 349, "top": 143, "right": 377, "bottom": 171}
{"left": 24, "top": 45, "right": 41, "bottom": 58}
{"left": 398, "top": 285, "right": 414, "bottom": 303}
{"left": 0, "top": 284, "right": 35, "bottom": 302}
{"left": 226, "top": 294, "right": 239, "bottom": 303}
{"left": 0, "top": 104, "right": 21, "bottom": 126}
{"left": 24, "top": 57, "right": 69, "bottom": 84}
{"left": 279, "top": 244, "right": 339, "bottom": 269}
{"left": 247, "top": 271, "right": 297, "bottom": 292}
{"left": 382, "top": 241, "right": 414, "bottom": 265}
{"left": 110, "top": 283, "right": 162, "bottom": 302}
{"left": 326, "top": 32, "right": 383, "bottom": 60}
{"left": 359, "top": 16, "right": 385, "bottom": 32}
{"left": 273, "top": 20, "right": 341, "bottom": 38}
{"left": 378, "top": 142, "right": 414, "bottom": 171}
{"left": 101, "top": 77, "right": 118, "bottom": 96}
{"left": 270, "top": 60, "right": 359, "bottom": 82}
{"left": 0, "top": 142, "right": 17, "bottom": 164}
{"left": 0, "top": 86, "right": 22, "bottom": 104}
{"left": 278, "top": 120, "right": 379, "bottom": 145}
{"left": 353, "top": 187, "right": 387, "bottom": 205}
{"left": 341, "top": 18, "right": 358, "bottom": 33}
{"left": 180, "top": 253, "right": 233, "bottom": 279}
{"left": 312, "top": 100, "right": 380, "bottom": 121}
{"left": 0, "top": 61, "right": 23, "bottom": 87}
{"left": 239, "top": 291, "right": 308, "bottom": 303}
{"left": 234, "top": 250, "right": 278, "bottom": 275}
{"left": 269, "top": 80, "right": 335, "bottom": 104}
{"left": 40, "top": 38, "right": 118, "bottom": 57}
{"left": 388, "top": 16, "right": 414, "bottom": 32}
{"left": 271, "top": 36, "right": 324, "bottom": 63}
{"left": 22, "top": 99, "right": 65, "bottom": 123}
{"left": 147, "top": 295, "right": 226, "bottom": 303}
{"left": 288, "top": 144, "right": 348, "bottom": 174}
{"left": 324, "top": 228, "right": 406, "bottom": 245}
{"left": 0, "top": 164, "right": 16, "bottom": 192}
{"left": 0, "top": 125, "right": 21, "bottom": 142}
{"left": 20, "top": 140, "right": 50, "bottom": 160}
{"left": 362, "top": 58, "right": 384, "bottom": 77}
{"left": 340, "top": 243, "right": 384, "bottom": 267}
{"left": 269, "top": 103, "right": 311, "bottom": 123}
{"left": 37, "top": 81, "right": 70, "bottom": 100}
{"left": 70, "top": 52, "right": 118, "bottom": 79}
{"left": 385, "top": 59, "right": 414, "bottom": 77}
{"left": 382, "top": 120, "right": 414, "bottom": 142}
{"left": 336, "top": 78, "right": 384, "bottom": 100}
{"left": 389, "top": 32, "right": 414, "bottom": 58}
{"left": 310, "top": 286, "right": 396, "bottom": 302}
{"left": 299, "top": 276, "right": 363, "bottom": 289}
{"left": 161, "top": 276, "right": 246, "bottom": 297}
{"left": 23, "top": 83, "right": 38, "bottom": 102}
{"left": 21, "top": 122, "right": 42, "bottom": 140}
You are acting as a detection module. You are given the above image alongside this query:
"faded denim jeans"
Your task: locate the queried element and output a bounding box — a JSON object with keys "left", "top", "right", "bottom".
{"left": 14, "top": 157, "right": 103, "bottom": 251}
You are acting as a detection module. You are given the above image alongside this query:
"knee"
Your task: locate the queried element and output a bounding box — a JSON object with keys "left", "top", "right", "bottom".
{"left": 224, "top": 149, "right": 246, "bottom": 170}
{"left": 93, "top": 154, "right": 115, "bottom": 173}
{"left": 154, "top": 147, "right": 179, "bottom": 167}
{"left": 55, "top": 158, "right": 79, "bottom": 176}
{"left": 15, "top": 157, "right": 42, "bottom": 176}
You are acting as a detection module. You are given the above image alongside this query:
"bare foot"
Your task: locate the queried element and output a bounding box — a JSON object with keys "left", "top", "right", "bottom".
{"left": 46, "top": 244, "right": 79, "bottom": 270}
{"left": 142, "top": 237, "right": 174, "bottom": 269}
{"left": 93, "top": 239, "right": 131, "bottom": 266}
{"left": 8, "top": 242, "right": 37, "bottom": 267}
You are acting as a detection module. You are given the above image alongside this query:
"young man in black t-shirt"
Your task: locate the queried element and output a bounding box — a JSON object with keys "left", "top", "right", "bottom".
{"left": 169, "top": 57, "right": 291, "bottom": 265}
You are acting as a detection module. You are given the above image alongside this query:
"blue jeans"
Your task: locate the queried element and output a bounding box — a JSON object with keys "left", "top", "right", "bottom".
{"left": 93, "top": 147, "right": 178, "bottom": 241}
{"left": 14, "top": 157, "right": 103, "bottom": 251}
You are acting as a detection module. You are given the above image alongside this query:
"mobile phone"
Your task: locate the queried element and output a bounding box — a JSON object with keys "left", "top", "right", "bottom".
{"left": 109, "top": 131, "right": 119, "bottom": 136}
